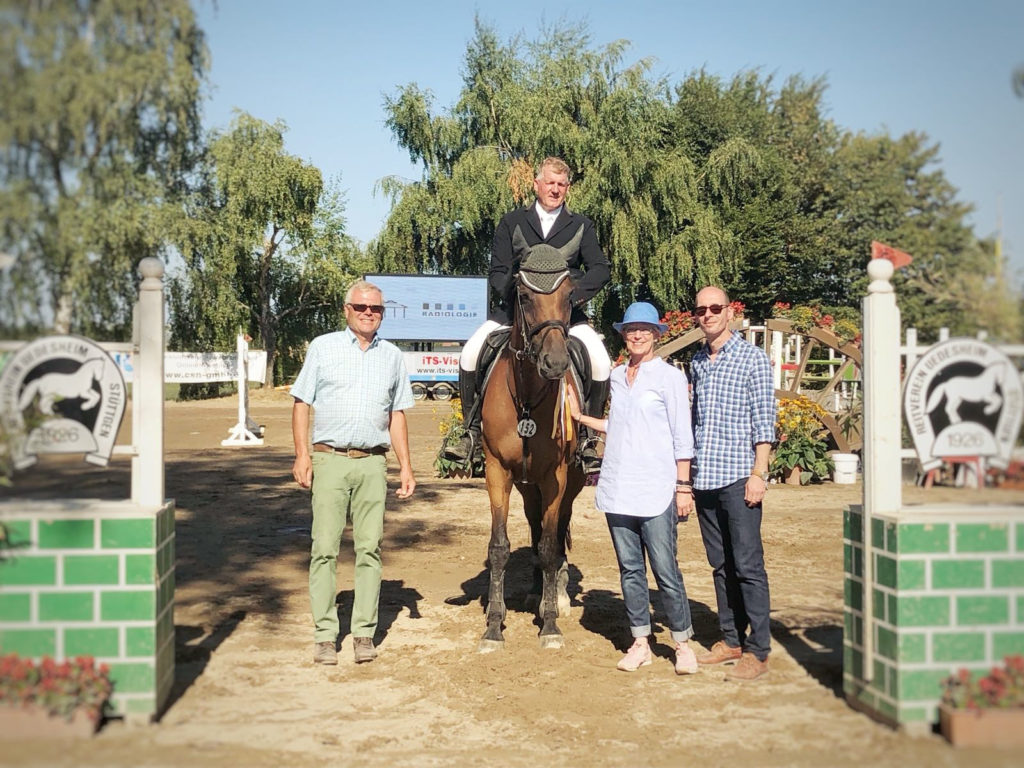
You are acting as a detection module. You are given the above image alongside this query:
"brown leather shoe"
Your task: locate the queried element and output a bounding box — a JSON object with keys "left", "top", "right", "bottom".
{"left": 353, "top": 636, "right": 378, "bottom": 663}
{"left": 725, "top": 652, "right": 769, "bottom": 681}
{"left": 313, "top": 641, "right": 337, "bottom": 665}
{"left": 696, "top": 640, "right": 743, "bottom": 666}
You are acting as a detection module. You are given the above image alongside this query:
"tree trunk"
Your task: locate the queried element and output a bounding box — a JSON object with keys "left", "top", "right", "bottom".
{"left": 258, "top": 234, "right": 277, "bottom": 389}
{"left": 262, "top": 326, "right": 277, "bottom": 390}
{"left": 54, "top": 289, "right": 73, "bottom": 334}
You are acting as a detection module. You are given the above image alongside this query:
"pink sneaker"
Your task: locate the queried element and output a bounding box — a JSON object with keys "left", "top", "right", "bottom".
{"left": 616, "top": 639, "right": 652, "bottom": 672}
{"left": 674, "top": 642, "right": 698, "bottom": 675}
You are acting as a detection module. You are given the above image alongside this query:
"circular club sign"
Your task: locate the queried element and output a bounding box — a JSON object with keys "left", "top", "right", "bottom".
{"left": 903, "top": 338, "right": 1023, "bottom": 472}
{"left": 0, "top": 335, "right": 126, "bottom": 469}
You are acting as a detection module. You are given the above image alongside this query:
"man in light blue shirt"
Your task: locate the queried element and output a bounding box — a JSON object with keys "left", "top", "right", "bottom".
{"left": 291, "top": 280, "right": 416, "bottom": 666}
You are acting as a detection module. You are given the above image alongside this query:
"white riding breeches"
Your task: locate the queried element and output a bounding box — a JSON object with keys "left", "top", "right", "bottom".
{"left": 459, "top": 320, "right": 611, "bottom": 381}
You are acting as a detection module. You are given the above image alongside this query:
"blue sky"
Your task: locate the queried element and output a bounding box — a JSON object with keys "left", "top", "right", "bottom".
{"left": 195, "top": 0, "right": 1024, "bottom": 280}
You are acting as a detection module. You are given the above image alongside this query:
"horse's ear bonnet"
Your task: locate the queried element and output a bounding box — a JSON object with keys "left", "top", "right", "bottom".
{"left": 514, "top": 224, "right": 582, "bottom": 295}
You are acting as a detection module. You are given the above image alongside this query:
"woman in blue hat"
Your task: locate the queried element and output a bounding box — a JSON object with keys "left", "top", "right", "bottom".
{"left": 569, "top": 301, "right": 699, "bottom": 674}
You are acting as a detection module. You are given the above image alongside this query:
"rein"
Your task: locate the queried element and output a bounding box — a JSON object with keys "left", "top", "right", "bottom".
{"left": 506, "top": 269, "right": 571, "bottom": 482}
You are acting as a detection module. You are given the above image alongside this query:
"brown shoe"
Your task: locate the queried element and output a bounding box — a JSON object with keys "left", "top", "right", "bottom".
{"left": 696, "top": 641, "right": 742, "bottom": 666}
{"left": 725, "top": 652, "right": 769, "bottom": 681}
{"left": 353, "top": 636, "right": 378, "bottom": 663}
{"left": 313, "top": 641, "right": 337, "bottom": 665}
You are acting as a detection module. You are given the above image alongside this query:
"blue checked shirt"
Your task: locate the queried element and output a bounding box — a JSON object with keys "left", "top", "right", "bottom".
{"left": 290, "top": 328, "right": 415, "bottom": 449}
{"left": 690, "top": 332, "right": 776, "bottom": 490}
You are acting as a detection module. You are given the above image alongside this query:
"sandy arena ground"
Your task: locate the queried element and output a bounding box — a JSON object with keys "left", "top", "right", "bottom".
{"left": 2, "top": 390, "right": 1023, "bottom": 767}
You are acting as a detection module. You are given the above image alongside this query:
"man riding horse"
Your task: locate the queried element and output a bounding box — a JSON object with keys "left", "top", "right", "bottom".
{"left": 444, "top": 156, "right": 611, "bottom": 474}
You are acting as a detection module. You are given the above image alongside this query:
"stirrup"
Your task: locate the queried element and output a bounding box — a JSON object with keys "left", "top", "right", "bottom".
{"left": 443, "top": 430, "right": 479, "bottom": 464}
{"left": 577, "top": 435, "right": 603, "bottom": 476}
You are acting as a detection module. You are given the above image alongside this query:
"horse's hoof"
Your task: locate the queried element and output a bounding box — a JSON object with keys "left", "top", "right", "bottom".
{"left": 478, "top": 638, "right": 505, "bottom": 654}
{"left": 539, "top": 634, "right": 564, "bottom": 650}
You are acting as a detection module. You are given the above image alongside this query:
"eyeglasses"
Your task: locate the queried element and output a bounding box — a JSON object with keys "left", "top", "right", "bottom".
{"left": 347, "top": 303, "right": 385, "bottom": 315}
{"left": 622, "top": 325, "right": 655, "bottom": 336}
{"left": 694, "top": 304, "right": 726, "bottom": 318}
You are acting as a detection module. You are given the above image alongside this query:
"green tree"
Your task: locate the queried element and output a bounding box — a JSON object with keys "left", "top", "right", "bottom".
{"left": 169, "top": 112, "right": 366, "bottom": 388}
{"left": 375, "top": 20, "right": 1003, "bottom": 338}
{"left": 0, "top": 0, "right": 206, "bottom": 338}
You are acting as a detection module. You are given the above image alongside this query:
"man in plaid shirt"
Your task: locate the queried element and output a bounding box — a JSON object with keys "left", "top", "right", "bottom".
{"left": 689, "top": 285, "right": 776, "bottom": 681}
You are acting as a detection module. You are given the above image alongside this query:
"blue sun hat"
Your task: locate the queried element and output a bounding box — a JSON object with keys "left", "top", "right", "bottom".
{"left": 612, "top": 301, "right": 669, "bottom": 334}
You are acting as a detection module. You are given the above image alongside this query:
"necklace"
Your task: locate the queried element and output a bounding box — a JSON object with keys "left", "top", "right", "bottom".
{"left": 626, "top": 363, "right": 640, "bottom": 386}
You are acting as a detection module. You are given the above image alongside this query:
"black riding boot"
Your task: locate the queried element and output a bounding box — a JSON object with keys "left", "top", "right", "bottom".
{"left": 443, "top": 368, "right": 481, "bottom": 466}
{"left": 579, "top": 378, "right": 610, "bottom": 474}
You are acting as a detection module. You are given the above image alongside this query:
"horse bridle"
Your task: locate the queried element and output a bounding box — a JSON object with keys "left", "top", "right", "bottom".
{"left": 507, "top": 268, "right": 572, "bottom": 481}
{"left": 513, "top": 270, "right": 570, "bottom": 363}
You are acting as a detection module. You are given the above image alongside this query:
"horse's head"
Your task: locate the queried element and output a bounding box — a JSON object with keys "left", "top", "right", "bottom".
{"left": 511, "top": 224, "right": 581, "bottom": 380}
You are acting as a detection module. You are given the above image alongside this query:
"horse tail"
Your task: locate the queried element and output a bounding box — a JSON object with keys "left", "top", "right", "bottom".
{"left": 925, "top": 383, "right": 947, "bottom": 413}
{"left": 991, "top": 362, "right": 1007, "bottom": 386}
{"left": 17, "top": 379, "right": 40, "bottom": 412}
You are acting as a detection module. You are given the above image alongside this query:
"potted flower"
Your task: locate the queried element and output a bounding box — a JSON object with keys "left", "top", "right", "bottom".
{"left": 0, "top": 654, "right": 112, "bottom": 738}
{"left": 939, "top": 655, "right": 1024, "bottom": 748}
{"left": 770, "top": 396, "right": 834, "bottom": 485}
{"left": 435, "top": 400, "right": 484, "bottom": 478}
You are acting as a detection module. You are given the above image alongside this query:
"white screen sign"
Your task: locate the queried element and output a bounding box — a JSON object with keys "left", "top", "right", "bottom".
{"left": 366, "top": 274, "right": 488, "bottom": 342}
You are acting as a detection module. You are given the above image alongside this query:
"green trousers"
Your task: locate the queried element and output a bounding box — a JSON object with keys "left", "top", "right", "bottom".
{"left": 309, "top": 452, "right": 387, "bottom": 643}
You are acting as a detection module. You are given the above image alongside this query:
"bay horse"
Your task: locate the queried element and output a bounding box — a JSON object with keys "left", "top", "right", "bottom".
{"left": 478, "top": 225, "right": 587, "bottom": 652}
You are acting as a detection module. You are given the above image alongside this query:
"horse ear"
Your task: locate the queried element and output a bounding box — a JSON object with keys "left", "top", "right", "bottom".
{"left": 556, "top": 225, "right": 585, "bottom": 261}
{"left": 512, "top": 225, "right": 531, "bottom": 260}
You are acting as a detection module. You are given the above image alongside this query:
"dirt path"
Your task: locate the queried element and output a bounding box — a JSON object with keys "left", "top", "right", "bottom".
{"left": 3, "top": 392, "right": 1023, "bottom": 767}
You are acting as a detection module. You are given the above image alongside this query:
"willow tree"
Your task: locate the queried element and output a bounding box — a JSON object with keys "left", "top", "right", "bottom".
{"left": 169, "top": 112, "right": 366, "bottom": 388}
{"left": 374, "top": 21, "right": 842, "bottom": 329}
{"left": 0, "top": 0, "right": 206, "bottom": 337}
{"left": 376, "top": 19, "right": 1000, "bottom": 336}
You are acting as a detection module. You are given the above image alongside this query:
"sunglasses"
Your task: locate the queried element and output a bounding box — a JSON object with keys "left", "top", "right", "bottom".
{"left": 694, "top": 304, "right": 726, "bottom": 317}
{"left": 347, "top": 303, "right": 385, "bottom": 315}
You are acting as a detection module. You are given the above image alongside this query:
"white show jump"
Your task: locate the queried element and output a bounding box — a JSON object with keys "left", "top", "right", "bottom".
{"left": 221, "top": 333, "right": 265, "bottom": 447}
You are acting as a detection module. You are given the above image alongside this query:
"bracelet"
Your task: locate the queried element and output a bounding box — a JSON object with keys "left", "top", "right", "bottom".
{"left": 675, "top": 480, "right": 693, "bottom": 488}
{"left": 675, "top": 488, "right": 693, "bottom": 494}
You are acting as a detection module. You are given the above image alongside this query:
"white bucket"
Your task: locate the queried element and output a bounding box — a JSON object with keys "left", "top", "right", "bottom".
{"left": 832, "top": 453, "right": 859, "bottom": 484}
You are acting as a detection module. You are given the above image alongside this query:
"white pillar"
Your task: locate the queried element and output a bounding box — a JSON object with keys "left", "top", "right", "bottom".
{"left": 772, "top": 330, "right": 783, "bottom": 390}
{"left": 132, "top": 258, "right": 165, "bottom": 507}
{"left": 860, "top": 258, "right": 902, "bottom": 681}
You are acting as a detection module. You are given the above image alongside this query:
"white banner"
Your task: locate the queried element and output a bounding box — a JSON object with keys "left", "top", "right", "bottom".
{"left": 110, "top": 351, "right": 268, "bottom": 384}
{"left": 403, "top": 351, "right": 460, "bottom": 381}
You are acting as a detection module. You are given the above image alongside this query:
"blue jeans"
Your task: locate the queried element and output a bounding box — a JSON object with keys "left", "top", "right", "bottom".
{"left": 694, "top": 478, "right": 771, "bottom": 660}
{"left": 606, "top": 503, "right": 694, "bottom": 641}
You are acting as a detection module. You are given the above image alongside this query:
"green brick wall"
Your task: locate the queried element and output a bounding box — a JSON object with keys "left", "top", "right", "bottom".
{"left": 844, "top": 505, "right": 1024, "bottom": 730}
{"left": 0, "top": 500, "right": 175, "bottom": 721}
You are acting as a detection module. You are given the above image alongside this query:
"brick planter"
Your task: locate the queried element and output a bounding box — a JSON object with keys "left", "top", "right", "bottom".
{"left": 0, "top": 500, "right": 175, "bottom": 720}
{"left": 843, "top": 504, "right": 1024, "bottom": 730}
